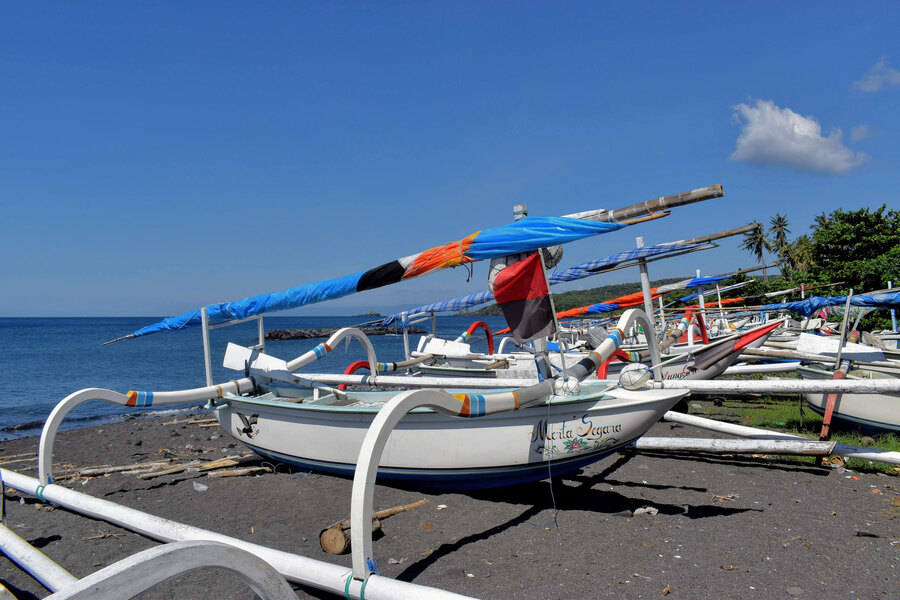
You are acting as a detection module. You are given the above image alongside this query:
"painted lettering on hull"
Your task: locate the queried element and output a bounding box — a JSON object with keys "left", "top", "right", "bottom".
{"left": 531, "top": 415, "right": 623, "bottom": 458}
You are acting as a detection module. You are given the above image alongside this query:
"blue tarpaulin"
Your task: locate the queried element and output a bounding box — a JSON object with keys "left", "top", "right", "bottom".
{"left": 759, "top": 292, "right": 900, "bottom": 317}
{"left": 124, "top": 216, "right": 625, "bottom": 340}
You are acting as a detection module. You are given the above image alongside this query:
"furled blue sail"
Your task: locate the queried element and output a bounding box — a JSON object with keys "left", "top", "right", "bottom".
{"left": 118, "top": 216, "right": 624, "bottom": 341}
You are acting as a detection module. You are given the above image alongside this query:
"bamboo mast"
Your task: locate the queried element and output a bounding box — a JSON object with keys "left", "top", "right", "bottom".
{"left": 565, "top": 184, "right": 724, "bottom": 222}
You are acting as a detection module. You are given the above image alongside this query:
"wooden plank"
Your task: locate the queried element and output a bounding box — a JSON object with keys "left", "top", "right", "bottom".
{"left": 207, "top": 466, "right": 271, "bottom": 478}
{"left": 136, "top": 461, "right": 202, "bottom": 479}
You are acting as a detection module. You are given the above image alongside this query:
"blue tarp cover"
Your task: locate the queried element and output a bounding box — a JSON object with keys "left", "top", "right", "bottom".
{"left": 128, "top": 216, "right": 624, "bottom": 338}
{"left": 759, "top": 292, "right": 900, "bottom": 317}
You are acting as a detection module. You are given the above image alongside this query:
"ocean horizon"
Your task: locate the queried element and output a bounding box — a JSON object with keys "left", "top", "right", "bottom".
{"left": 0, "top": 315, "right": 506, "bottom": 440}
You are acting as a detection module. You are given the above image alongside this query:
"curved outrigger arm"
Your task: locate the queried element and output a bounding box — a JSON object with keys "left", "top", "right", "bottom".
{"left": 38, "top": 328, "right": 385, "bottom": 486}
{"left": 283, "top": 328, "right": 378, "bottom": 374}
{"left": 37, "top": 380, "right": 259, "bottom": 486}
{"left": 349, "top": 308, "right": 661, "bottom": 581}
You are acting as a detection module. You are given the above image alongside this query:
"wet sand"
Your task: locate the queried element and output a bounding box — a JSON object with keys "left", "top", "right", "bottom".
{"left": 1, "top": 410, "right": 898, "bottom": 599}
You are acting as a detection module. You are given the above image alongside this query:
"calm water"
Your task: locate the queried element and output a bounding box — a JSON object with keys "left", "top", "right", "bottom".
{"left": 0, "top": 315, "right": 506, "bottom": 440}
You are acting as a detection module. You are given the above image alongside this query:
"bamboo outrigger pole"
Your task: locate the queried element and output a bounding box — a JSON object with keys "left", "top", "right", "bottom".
{"left": 566, "top": 184, "right": 723, "bottom": 222}
{"left": 679, "top": 222, "right": 759, "bottom": 244}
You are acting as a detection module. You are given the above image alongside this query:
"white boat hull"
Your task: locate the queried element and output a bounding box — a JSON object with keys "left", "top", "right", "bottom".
{"left": 216, "top": 383, "right": 687, "bottom": 489}
{"left": 799, "top": 368, "right": 900, "bottom": 434}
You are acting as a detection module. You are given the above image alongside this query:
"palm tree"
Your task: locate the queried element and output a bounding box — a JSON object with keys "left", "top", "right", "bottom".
{"left": 740, "top": 221, "right": 772, "bottom": 280}
{"left": 769, "top": 213, "right": 792, "bottom": 275}
{"left": 769, "top": 213, "right": 791, "bottom": 248}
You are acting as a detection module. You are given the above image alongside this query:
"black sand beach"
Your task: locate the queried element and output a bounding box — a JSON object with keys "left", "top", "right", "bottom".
{"left": 1, "top": 411, "right": 897, "bottom": 599}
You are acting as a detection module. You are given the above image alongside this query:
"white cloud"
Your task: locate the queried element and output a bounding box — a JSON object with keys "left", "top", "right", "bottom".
{"left": 854, "top": 57, "right": 900, "bottom": 92}
{"left": 730, "top": 99, "right": 868, "bottom": 175}
{"left": 850, "top": 125, "right": 870, "bottom": 142}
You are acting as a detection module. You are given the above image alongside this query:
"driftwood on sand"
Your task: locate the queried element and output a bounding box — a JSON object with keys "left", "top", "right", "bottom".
{"left": 319, "top": 499, "right": 431, "bottom": 555}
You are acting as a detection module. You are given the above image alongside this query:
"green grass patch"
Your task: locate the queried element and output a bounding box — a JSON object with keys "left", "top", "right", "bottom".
{"left": 687, "top": 395, "right": 900, "bottom": 475}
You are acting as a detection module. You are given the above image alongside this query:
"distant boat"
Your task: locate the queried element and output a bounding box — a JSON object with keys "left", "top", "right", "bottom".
{"left": 798, "top": 365, "right": 900, "bottom": 434}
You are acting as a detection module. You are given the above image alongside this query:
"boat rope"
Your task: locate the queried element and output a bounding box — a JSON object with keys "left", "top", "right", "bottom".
{"left": 526, "top": 399, "right": 560, "bottom": 530}
{"left": 344, "top": 571, "right": 373, "bottom": 599}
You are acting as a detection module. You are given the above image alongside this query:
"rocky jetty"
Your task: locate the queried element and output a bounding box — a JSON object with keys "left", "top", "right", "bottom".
{"left": 265, "top": 326, "right": 425, "bottom": 340}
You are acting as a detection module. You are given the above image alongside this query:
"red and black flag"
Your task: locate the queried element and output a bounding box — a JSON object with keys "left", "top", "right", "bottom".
{"left": 493, "top": 252, "right": 557, "bottom": 344}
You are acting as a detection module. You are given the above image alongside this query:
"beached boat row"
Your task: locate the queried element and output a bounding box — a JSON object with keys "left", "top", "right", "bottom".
{"left": 5, "top": 182, "right": 900, "bottom": 598}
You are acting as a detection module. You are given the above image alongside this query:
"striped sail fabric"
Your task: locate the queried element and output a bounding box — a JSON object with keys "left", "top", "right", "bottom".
{"left": 684, "top": 297, "right": 746, "bottom": 309}
{"left": 679, "top": 280, "right": 754, "bottom": 302}
{"left": 549, "top": 241, "right": 711, "bottom": 283}
{"left": 556, "top": 289, "right": 666, "bottom": 318}
{"left": 655, "top": 275, "right": 730, "bottom": 295}
{"left": 126, "top": 216, "right": 623, "bottom": 339}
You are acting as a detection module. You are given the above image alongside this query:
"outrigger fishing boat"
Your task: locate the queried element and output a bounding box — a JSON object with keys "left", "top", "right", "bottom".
{"left": 207, "top": 311, "right": 778, "bottom": 488}
{"left": 12, "top": 186, "right": 900, "bottom": 598}
{"left": 799, "top": 365, "right": 900, "bottom": 433}
{"left": 217, "top": 327, "right": 686, "bottom": 488}
{"left": 34, "top": 185, "right": 728, "bottom": 490}
{"left": 747, "top": 292, "right": 900, "bottom": 434}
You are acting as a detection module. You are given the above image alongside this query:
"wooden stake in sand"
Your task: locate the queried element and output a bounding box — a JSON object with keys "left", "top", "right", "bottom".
{"left": 319, "top": 499, "right": 430, "bottom": 555}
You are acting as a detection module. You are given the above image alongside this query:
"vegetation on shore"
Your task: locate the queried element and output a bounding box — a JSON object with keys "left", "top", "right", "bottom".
{"left": 736, "top": 204, "right": 900, "bottom": 329}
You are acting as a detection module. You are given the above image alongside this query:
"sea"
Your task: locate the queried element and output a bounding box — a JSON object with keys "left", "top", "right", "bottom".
{"left": 0, "top": 315, "right": 507, "bottom": 441}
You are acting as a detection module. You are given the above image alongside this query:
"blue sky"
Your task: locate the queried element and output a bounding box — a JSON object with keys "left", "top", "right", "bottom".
{"left": 2, "top": 2, "right": 898, "bottom": 317}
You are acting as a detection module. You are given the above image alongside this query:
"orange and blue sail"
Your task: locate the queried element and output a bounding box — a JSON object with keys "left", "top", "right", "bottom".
{"left": 124, "top": 216, "right": 624, "bottom": 339}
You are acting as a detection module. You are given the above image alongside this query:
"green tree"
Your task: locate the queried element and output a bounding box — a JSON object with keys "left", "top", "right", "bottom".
{"left": 769, "top": 213, "right": 792, "bottom": 276}
{"left": 783, "top": 234, "right": 815, "bottom": 274}
{"left": 739, "top": 221, "right": 773, "bottom": 280}
{"left": 809, "top": 204, "right": 900, "bottom": 295}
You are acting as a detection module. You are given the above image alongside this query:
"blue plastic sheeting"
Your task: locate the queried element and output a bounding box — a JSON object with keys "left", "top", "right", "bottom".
{"left": 759, "top": 292, "right": 900, "bottom": 317}
{"left": 464, "top": 217, "right": 623, "bottom": 260}
{"left": 379, "top": 241, "right": 711, "bottom": 325}
{"left": 127, "top": 216, "right": 625, "bottom": 339}
{"left": 129, "top": 270, "right": 366, "bottom": 338}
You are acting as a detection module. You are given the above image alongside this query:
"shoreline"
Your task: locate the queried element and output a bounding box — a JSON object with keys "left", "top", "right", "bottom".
{"left": 0, "top": 404, "right": 210, "bottom": 442}
{"left": 1, "top": 412, "right": 897, "bottom": 598}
